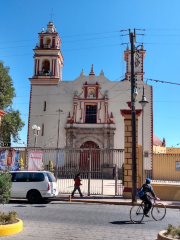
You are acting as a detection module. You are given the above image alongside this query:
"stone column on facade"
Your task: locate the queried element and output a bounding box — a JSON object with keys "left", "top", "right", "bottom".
{"left": 120, "top": 103, "right": 142, "bottom": 199}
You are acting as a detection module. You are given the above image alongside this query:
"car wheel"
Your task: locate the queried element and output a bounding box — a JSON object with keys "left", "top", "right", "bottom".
{"left": 27, "top": 190, "right": 41, "bottom": 204}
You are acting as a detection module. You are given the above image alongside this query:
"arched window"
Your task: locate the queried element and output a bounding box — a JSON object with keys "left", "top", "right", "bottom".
{"left": 44, "top": 37, "right": 51, "bottom": 48}
{"left": 42, "top": 59, "right": 50, "bottom": 75}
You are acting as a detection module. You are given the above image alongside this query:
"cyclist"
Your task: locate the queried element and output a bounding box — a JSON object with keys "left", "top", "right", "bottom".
{"left": 140, "top": 178, "right": 160, "bottom": 217}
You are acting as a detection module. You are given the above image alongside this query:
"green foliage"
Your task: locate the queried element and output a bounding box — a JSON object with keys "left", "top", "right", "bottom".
{"left": 167, "top": 224, "right": 180, "bottom": 239}
{"left": 0, "top": 211, "right": 18, "bottom": 225}
{"left": 19, "top": 157, "right": 24, "bottom": 170}
{"left": 122, "top": 163, "right": 124, "bottom": 186}
{"left": 1, "top": 107, "right": 25, "bottom": 143}
{"left": 48, "top": 160, "right": 54, "bottom": 174}
{"left": 0, "top": 62, "right": 15, "bottom": 109}
{"left": 0, "top": 169, "right": 12, "bottom": 204}
{"left": 0, "top": 61, "right": 25, "bottom": 143}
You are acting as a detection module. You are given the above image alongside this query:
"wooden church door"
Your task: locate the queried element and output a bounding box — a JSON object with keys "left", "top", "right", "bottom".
{"left": 80, "top": 141, "right": 100, "bottom": 171}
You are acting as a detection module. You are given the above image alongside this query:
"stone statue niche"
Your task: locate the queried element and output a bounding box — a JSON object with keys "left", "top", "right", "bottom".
{"left": 105, "top": 90, "right": 108, "bottom": 98}
{"left": 88, "top": 88, "right": 95, "bottom": 98}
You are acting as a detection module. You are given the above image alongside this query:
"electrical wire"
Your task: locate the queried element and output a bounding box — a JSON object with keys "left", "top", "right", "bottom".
{"left": 0, "top": 30, "right": 120, "bottom": 44}
{"left": 0, "top": 35, "right": 120, "bottom": 50}
{"left": 145, "top": 78, "right": 180, "bottom": 86}
{"left": 0, "top": 43, "right": 121, "bottom": 58}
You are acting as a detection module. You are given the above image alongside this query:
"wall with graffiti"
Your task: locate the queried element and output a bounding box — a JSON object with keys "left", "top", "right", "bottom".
{"left": 0, "top": 150, "right": 21, "bottom": 171}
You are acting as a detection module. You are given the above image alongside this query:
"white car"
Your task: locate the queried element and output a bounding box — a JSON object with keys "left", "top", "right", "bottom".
{"left": 9, "top": 171, "right": 58, "bottom": 204}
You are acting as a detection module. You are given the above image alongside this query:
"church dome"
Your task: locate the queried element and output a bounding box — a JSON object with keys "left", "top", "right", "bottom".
{"left": 153, "top": 135, "right": 163, "bottom": 146}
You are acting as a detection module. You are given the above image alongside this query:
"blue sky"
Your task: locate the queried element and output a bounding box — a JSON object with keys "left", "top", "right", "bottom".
{"left": 0, "top": 0, "right": 180, "bottom": 147}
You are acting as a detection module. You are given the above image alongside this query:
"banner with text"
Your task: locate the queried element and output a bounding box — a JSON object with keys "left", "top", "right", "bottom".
{"left": 28, "top": 151, "right": 43, "bottom": 171}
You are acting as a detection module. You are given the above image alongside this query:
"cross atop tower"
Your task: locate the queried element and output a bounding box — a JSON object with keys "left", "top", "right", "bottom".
{"left": 50, "top": 8, "right": 54, "bottom": 21}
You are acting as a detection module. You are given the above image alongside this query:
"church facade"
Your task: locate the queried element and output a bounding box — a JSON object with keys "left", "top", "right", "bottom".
{"left": 27, "top": 22, "right": 153, "bottom": 157}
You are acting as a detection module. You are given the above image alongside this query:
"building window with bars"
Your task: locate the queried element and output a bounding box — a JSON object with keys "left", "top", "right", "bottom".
{"left": 41, "top": 123, "right": 44, "bottom": 136}
{"left": 85, "top": 105, "right": 97, "bottom": 123}
{"left": 44, "top": 101, "right": 46, "bottom": 111}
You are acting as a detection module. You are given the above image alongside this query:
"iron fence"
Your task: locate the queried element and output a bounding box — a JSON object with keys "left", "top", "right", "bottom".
{"left": 0, "top": 147, "right": 124, "bottom": 196}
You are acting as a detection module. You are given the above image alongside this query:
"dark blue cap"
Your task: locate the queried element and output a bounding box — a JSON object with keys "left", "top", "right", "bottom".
{"left": 146, "top": 178, "right": 151, "bottom": 183}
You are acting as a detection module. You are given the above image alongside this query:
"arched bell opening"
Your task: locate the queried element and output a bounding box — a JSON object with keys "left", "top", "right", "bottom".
{"left": 42, "top": 59, "right": 50, "bottom": 74}
{"left": 45, "top": 37, "right": 51, "bottom": 48}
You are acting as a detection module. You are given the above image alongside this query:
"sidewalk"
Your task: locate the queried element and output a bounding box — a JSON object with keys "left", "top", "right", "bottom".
{"left": 51, "top": 194, "right": 180, "bottom": 209}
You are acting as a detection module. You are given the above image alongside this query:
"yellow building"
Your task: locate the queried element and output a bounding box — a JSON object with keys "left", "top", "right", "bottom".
{"left": 153, "top": 134, "right": 180, "bottom": 153}
{"left": 153, "top": 135, "right": 166, "bottom": 153}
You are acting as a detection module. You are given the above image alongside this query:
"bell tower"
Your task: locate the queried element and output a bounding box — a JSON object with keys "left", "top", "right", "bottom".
{"left": 124, "top": 45, "right": 146, "bottom": 82}
{"left": 29, "top": 22, "right": 64, "bottom": 84}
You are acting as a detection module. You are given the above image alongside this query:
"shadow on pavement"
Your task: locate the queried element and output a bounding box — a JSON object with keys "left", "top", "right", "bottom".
{"left": 109, "top": 220, "right": 142, "bottom": 225}
{"left": 169, "top": 202, "right": 180, "bottom": 206}
{"left": 50, "top": 202, "right": 89, "bottom": 205}
{"left": 12, "top": 205, "right": 27, "bottom": 207}
{"left": 9, "top": 200, "right": 49, "bottom": 207}
{"left": 33, "top": 205, "right": 46, "bottom": 208}
{"left": 57, "top": 196, "right": 124, "bottom": 200}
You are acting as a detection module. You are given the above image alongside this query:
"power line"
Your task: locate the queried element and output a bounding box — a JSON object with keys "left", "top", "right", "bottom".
{"left": 0, "top": 30, "right": 120, "bottom": 44}
{"left": 0, "top": 35, "right": 120, "bottom": 50}
{"left": 145, "top": 78, "right": 180, "bottom": 86}
{"left": 144, "top": 42, "right": 180, "bottom": 45}
{"left": 145, "top": 34, "right": 180, "bottom": 37}
{"left": 146, "top": 29, "right": 180, "bottom": 31}
{"left": 0, "top": 43, "right": 121, "bottom": 58}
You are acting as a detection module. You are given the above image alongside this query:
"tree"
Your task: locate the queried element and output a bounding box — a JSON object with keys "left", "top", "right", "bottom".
{"left": 0, "top": 61, "right": 25, "bottom": 143}
{"left": 1, "top": 108, "right": 25, "bottom": 143}
{"left": 0, "top": 168, "right": 12, "bottom": 204}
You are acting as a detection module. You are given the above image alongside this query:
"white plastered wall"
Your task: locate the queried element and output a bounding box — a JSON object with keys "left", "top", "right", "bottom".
{"left": 28, "top": 75, "right": 152, "bottom": 154}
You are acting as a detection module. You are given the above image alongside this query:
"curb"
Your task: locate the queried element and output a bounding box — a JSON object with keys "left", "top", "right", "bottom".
{"left": 50, "top": 198, "right": 180, "bottom": 209}
{"left": 158, "top": 230, "right": 174, "bottom": 240}
{"left": 0, "top": 219, "right": 23, "bottom": 236}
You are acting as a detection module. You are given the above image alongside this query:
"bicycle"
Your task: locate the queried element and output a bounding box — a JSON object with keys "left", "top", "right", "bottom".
{"left": 130, "top": 198, "right": 166, "bottom": 224}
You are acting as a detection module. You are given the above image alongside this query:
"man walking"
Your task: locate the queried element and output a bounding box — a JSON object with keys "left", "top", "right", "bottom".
{"left": 71, "top": 173, "right": 83, "bottom": 197}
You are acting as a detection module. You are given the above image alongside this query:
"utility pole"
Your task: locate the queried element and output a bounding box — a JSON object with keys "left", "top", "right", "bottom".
{"left": 130, "top": 29, "right": 137, "bottom": 203}
{"left": 56, "top": 108, "right": 63, "bottom": 148}
{"left": 55, "top": 108, "right": 63, "bottom": 180}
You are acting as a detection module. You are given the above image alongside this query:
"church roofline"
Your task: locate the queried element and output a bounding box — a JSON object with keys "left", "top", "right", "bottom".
{"left": 38, "top": 32, "right": 59, "bottom": 36}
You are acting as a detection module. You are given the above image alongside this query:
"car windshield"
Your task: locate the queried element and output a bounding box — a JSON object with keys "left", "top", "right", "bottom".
{"left": 46, "top": 172, "right": 56, "bottom": 182}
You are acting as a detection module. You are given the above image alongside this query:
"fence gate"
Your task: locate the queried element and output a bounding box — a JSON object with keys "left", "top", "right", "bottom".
{"left": 53, "top": 148, "right": 124, "bottom": 196}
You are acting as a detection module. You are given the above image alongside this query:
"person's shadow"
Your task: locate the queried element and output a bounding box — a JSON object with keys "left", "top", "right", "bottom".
{"left": 109, "top": 220, "right": 142, "bottom": 225}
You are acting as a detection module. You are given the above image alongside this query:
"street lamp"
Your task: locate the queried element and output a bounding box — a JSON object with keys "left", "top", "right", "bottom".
{"left": 139, "top": 86, "right": 149, "bottom": 185}
{"left": 32, "top": 125, "right": 41, "bottom": 147}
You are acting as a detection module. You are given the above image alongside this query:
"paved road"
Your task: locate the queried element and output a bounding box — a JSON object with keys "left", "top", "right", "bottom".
{"left": 0, "top": 200, "right": 179, "bottom": 240}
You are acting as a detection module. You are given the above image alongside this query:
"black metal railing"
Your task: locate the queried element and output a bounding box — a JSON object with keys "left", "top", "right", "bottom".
{"left": 43, "top": 44, "right": 51, "bottom": 49}
{"left": 38, "top": 71, "right": 51, "bottom": 76}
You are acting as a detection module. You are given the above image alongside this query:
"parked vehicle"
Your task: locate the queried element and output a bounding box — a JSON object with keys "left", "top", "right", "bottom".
{"left": 9, "top": 171, "right": 58, "bottom": 204}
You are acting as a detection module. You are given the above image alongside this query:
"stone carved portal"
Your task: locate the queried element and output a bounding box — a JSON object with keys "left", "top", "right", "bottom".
{"left": 80, "top": 141, "right": 100, "bottom": 171}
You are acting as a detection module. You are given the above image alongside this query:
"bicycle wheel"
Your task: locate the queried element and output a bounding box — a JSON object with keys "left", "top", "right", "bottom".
{"left": 130, "top": 205, "right": 144, "bottom": 223}
{"left": 151, "top": 203, "right": 166, "bottom": 221}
